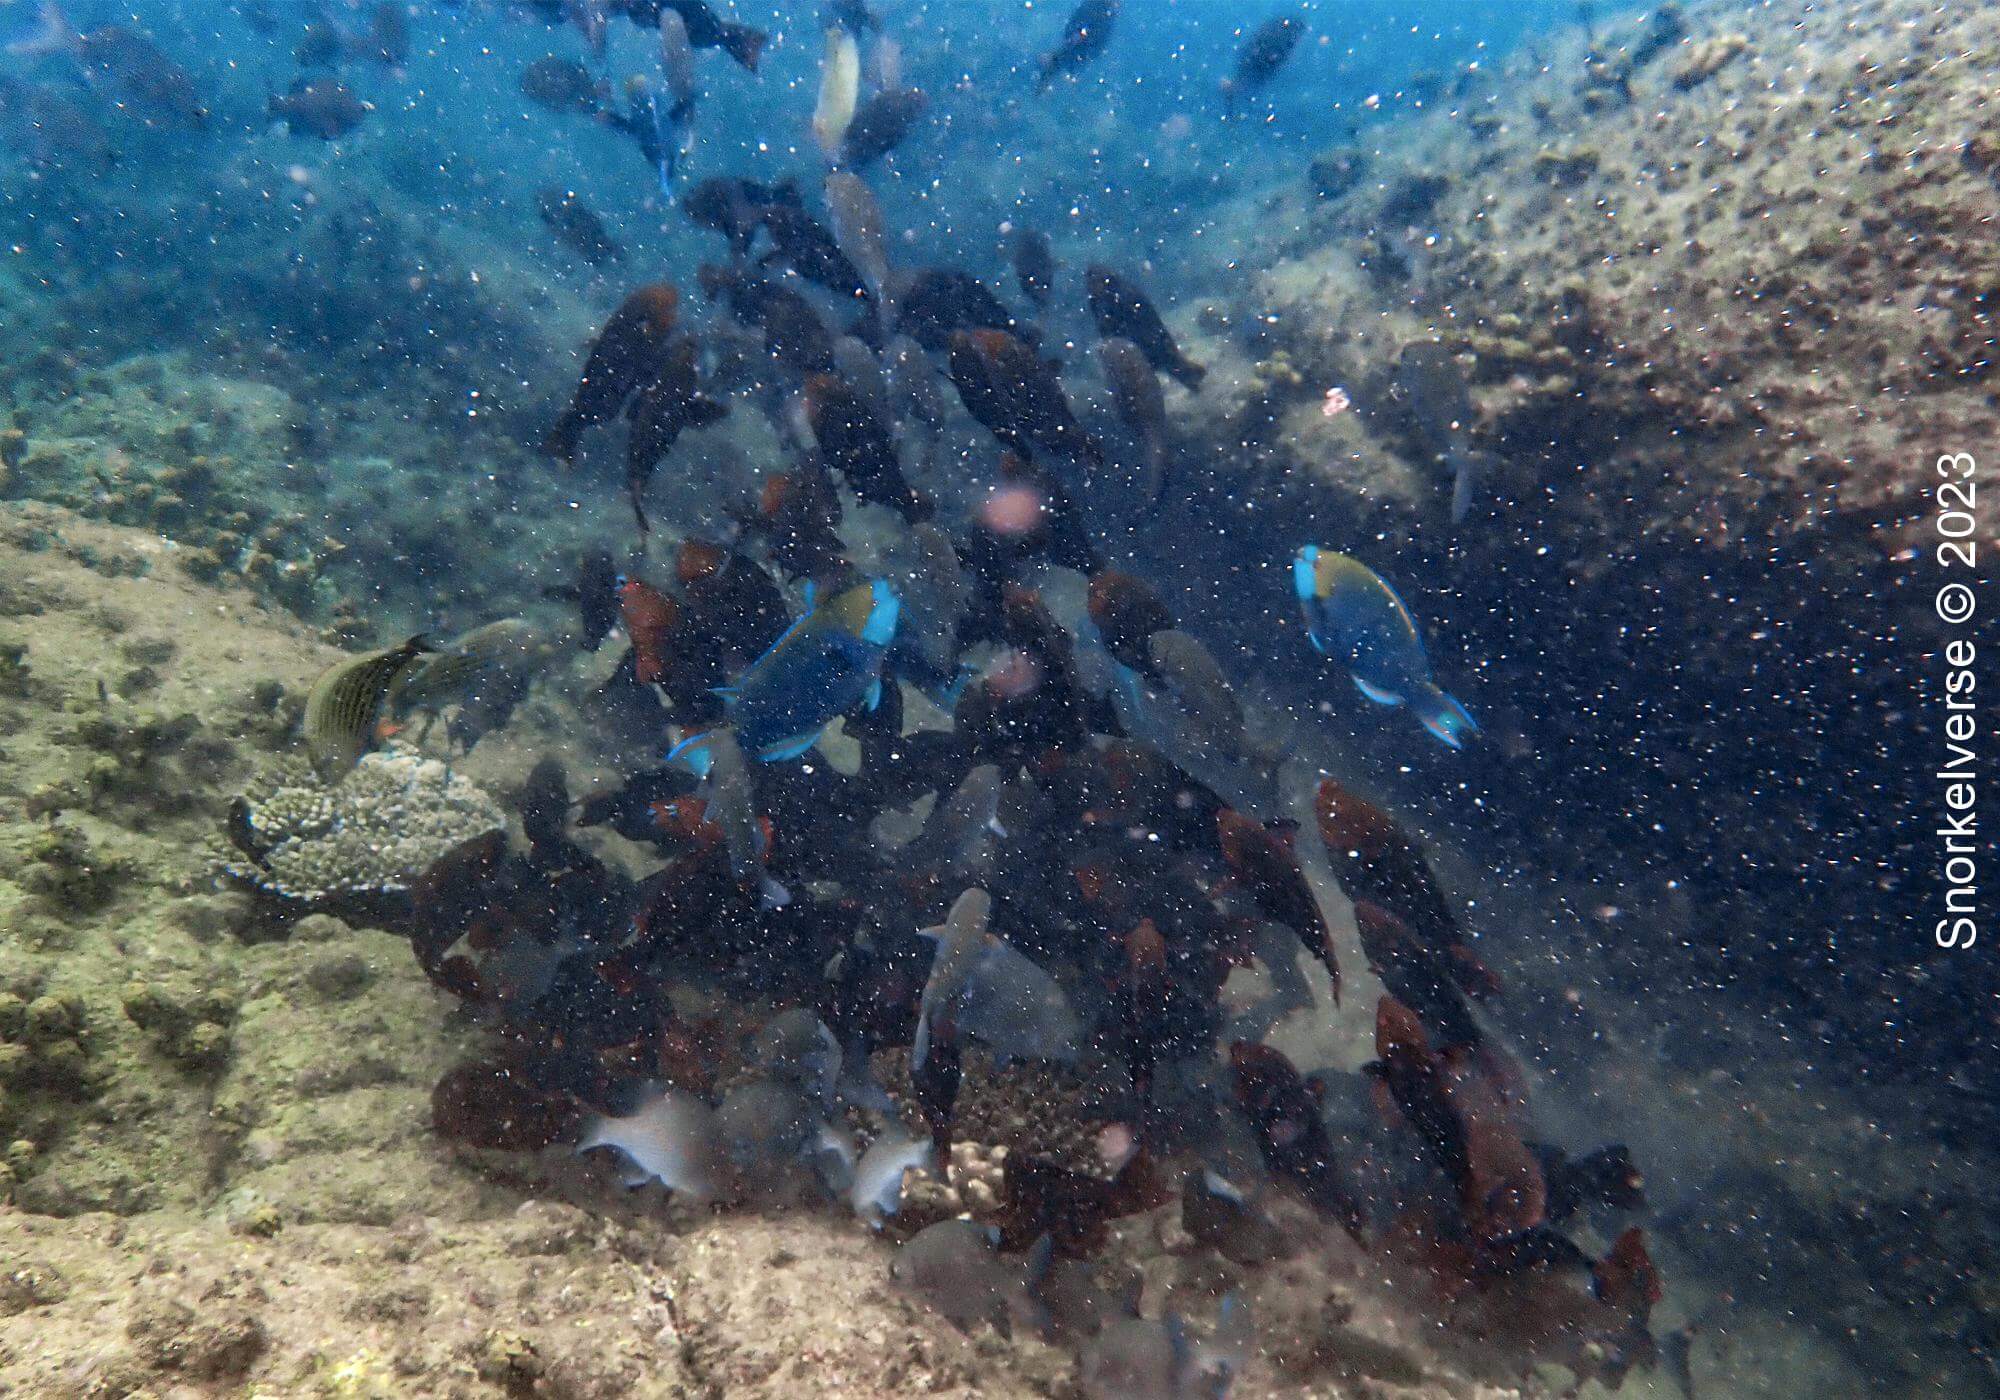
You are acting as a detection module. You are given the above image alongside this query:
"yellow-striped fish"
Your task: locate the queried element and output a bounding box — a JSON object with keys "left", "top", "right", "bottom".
{"left": 303, "top": 634, "right": 431, "bottom": 777}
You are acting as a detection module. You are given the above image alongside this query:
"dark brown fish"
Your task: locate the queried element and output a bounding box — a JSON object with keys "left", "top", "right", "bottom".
{"left": 626, "top": 338, "right": 729, "bottom": 534}
{"left": 1217, "top": 809, "right": 1338, "bottom": 999}
{"left": 699, "top": 265, "right": 837, "bottom": 379}
{"left": 520, "top": 55, "right": 608, "bottom": 116}
{"left": 1086, "top": 569, "right": 1172, "bottom": 674}
{"left": 1315, "top": 779, "right": 1494, "bottom": 1040}
{"left": 840, "top": 85, "right": 926, "bottom": 168}
{"left": 1010, "top": 228, "right": 1056, "bottom": 307}
{"left": 684, "top": 175, "right": 800, "bottom": 256}
{"left": 1223, "top": 15, "right": 1303, "bottom": 113}
{"left": 804, "top": 373, "right": 932, "bottom": 521}
{"left": 744, "top": 466, "right": 847, "bottom": 580}
{"left": 538, "top": 187, "right": 624, "bottom": 266}
{"left": 947, "top": 329, "right": 1103, "bottom": 467}
{"left": 76, "top": 25, "right": 208, "bottom": 128}
{"left": 1095, "top": 336, "right": 1169, "bottom": 501}
{"left": 1037, "top": 0, "right": 1117, "bottom": 91}
{"left": 757, "top": 204, "right": 870, "bottom": 303}
{"left": 267, "top": 78, "right": 371, "bottom": 139}
{"left": 897, "top": 268, "right": 1027, "bottom": 352}
{"left": 1229, "top": 1040, "right": 1364, "bottom": 1236}
{"left": 543, "top": 283, "right": 680, "bottom": 463}
{"left": 648, "top": 0, "right": 767, "bottom": 72}
{"left": 1085, "top": 267, "right": 1204, "bottom": 390}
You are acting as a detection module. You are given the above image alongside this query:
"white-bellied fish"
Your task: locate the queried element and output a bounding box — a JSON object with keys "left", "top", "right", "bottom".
{"left": 1078, "top": 1292, "right": 1252, "bottom": 1400}
{"left": 669, "top": 578, "right": 900, "bottom": 772}
{"left": 851, "top": 1132, "right": 932, "bottom": 1230}
{"left": 912, "top": 888, "right": 1081, "bottom": 1075}
{"left": 577, "top": 1085, "right": 724, "bottom": 1202}
{"left": 1292, "top": 545, "right": 1476, "bottom": 749}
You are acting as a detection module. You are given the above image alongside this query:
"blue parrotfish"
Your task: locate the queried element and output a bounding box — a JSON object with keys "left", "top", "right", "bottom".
{"left": 1292, "top": 545, "right": 1477, "bottom": 750}
{"left": 669, "top": 578, "right": 900, "bottom": 773}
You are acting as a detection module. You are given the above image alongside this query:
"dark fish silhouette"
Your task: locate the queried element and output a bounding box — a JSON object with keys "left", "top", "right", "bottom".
{"left": 758, "top": 204, "right": 870, "bottom": 303}
{"left": 543, "top": 283, "right": 680, "bottom": 463}
{"left": 700, "top": 265, "right": 838, "bottom": 379}
{"left": 1086, "top": 266, "right": 1205, "bottom": 390}
{"left": 268, "top": 77, "right": 372, "bottom": 139}
{"left": 1223, "top": 15, "right": 1303, "bottom": 114}
{"left": 68, "top": 21, "right": 209, "bottom": 128}
{"left": 520, "top": 56, "right": 608, "bottom": 117}
{"left": 626, "top": 338, "right": 729, "bottom": 534}
{"left": 805, "top": 373, "right": 932, "bottom": 521}
{"left": 948, "top": 329, "right": 1104, "bottom": 466}
{"left": 684, "top": 175, "right": 802, "bottom": 257}
{"left": 1010, "top": 228, "right": 1056, "bottom": 307}
{"left": 1037, "top": 0, "right": 1117, "bottom": 91}
{"left": 840, "top": 86, "right": 927, "bottom": 168}
{"left": 895, "top": 268, "right": 1026, "bottom": 352}
{"left": 615, "top": 0, "right": 766, "bottom": 72}
{"left": 538, "top": 187, "right": 624, "bottom": 266}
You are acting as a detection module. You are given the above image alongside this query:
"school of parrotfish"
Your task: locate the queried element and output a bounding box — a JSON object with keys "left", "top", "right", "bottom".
{"left": 281, "top": 3, "right": 1668, "bottom": 1396}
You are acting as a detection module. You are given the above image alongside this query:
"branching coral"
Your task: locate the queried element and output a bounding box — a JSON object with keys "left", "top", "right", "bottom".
{"left": 223, "top": 746, "right": 505, "bottom": 903}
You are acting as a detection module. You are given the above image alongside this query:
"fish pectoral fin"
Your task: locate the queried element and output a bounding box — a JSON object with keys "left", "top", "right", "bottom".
{"left": 1306, "top": 630, "right": 1329, "bottom": 655}
{"left": 1352, "top": 676, "right": 1405, "bottom": 707}
{"left": 863, "top": 677, "right": 883, "bottom": 711}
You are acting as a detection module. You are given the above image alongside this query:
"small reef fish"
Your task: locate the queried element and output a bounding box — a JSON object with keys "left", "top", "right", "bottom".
{"left": 268, "top": 77, "right": 372, "bottom": 139}
{"left": 851, "top": 1132, "right": 931, "bottom": 1230}
{"left": 1010, "top": 227, "right": 1057, "bottom": 307}
{"left": 948, "top": 329, "right": 1105, "bottom": 467}
{"left": 840, "top": 86, "right": 926, "bottom": 168}
{"left": 1229, "top": 1041, "right": 1364, "bottom": 1234}
{"left": 386, "top": 617, "right": 555, "bottom": 718}
{"left": 24, "top": 7, "right": 211, "bottom": 129}
{"left": 537, "top": 187, "right": 623, "bottom": 265}
{"left": 617, "top": 574, "right": 680, "bottom": 683}
{"left": 303, "top": 633, "right": 432, "bottom": 777}
{"left": 1086, "top": 267, "right": 1205, "bottom": 391}
{"left": 654, "top": 11, "right": 698, "bottom": 187}
{"left": 625, "top": 336, "right": 728, "bottom": 533}
{"left": 295, "top": 1, "right": 406, "bottom": 69}
{"left": 683, "top": 174, "right": 801, "bottom": 256}
{"left": 897, "top": 269, "right": 1027, "bottom": 352}
{"left": 752, "top": 1008, "right": 841, "bottom": 1108}
{"left": 811, "top": 25, "right": 861, "bottom": 162}
{"left": 702, "top": 727, "right": 790, "bottom": 908}
{"left": 1393, "top": 340, "right": 1491, "bottom": 524}
{"left": 912, "top": 887, "right": 1082, "bottom": 1074}
{"left": 1078, "top": 1293, "right": 1251, "bottom": 1400}
{"left": 1223, "top": 15, "right": 1304, "bottom": 115}
{"left": 0, "top": 74, "right": 115, "bottom": 173}
{"left": 702, "top": 265, "right": 837, "bottom": 377}
{"left": 543, "top": 282, "right": 679, "bottom": 463}
{"left": 891, "top": 1219, "right": 1054, "bottom": 1339}
{"left": 1292, "top": 545, "right": 1476, "bottom": 749}
{"left": 577, "top": 1084, "right": 725, "bottom": 1202}
{"left": 805, "top": 372, "right": 931, "bottom": 521}
{"left": 1037, "top": 0, "right": 1118, "bottom": 91}
{"left": 1094, "top": 336, "right": 1170, "bottom": 506}
{"left": 757, "top": 202, "right": 871, "bottom": 302}
{"left": 618, "top": 0, "right": 766, "bottom": 73}
{"left": 519, "top": 55, "right": 608, "bottom": 117}
{"left": 824, "top": 170, "right": 893, "bottom": 332}
{"left": 668, "top": 578, "right": 900, "bottom": 771}
{"left": 1085, "top": 568, "right": 1173, "bottom": 676}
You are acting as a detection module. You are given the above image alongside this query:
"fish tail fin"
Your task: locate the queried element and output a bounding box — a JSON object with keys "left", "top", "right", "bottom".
{"left": 1416, "top": 687, "right": 1478, "bottom": 749}
{"left": 7, "top": 1, "right": 77, "bottom": 58}
{"left": 720, "top": 22, "right": 768, "bottom": 72}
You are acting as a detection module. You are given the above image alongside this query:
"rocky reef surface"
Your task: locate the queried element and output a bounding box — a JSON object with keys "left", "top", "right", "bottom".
{"left": 0, "top": 502, "right": 1554, "bottom": 1399}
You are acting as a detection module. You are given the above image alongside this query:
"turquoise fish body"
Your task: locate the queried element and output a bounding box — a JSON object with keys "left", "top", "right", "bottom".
{"left": 671, "top": 578, "right": 899, "bottom": 771}
{"left": 1293, "top": 545, "right": 1476, "bottom": 750}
